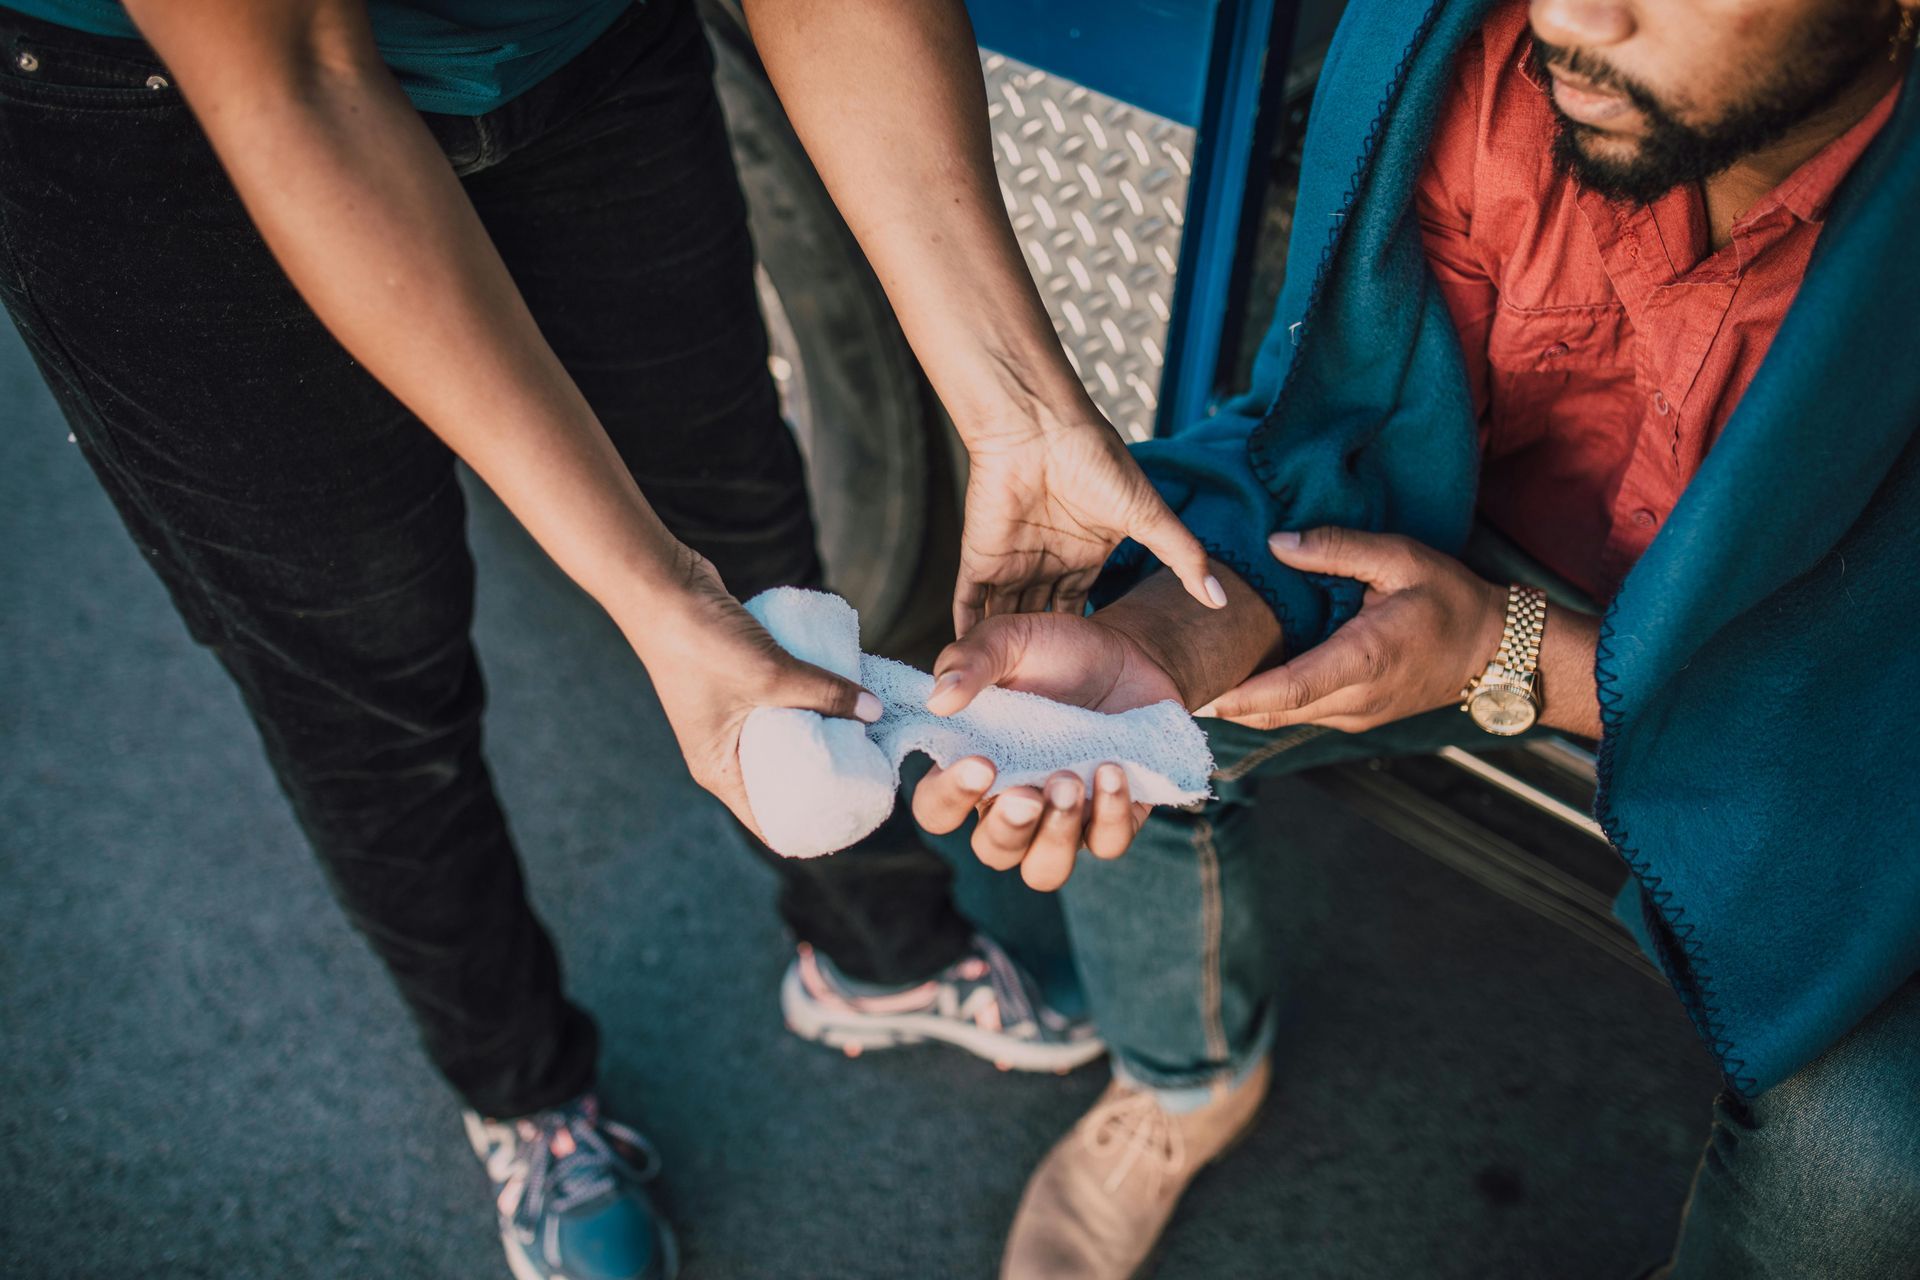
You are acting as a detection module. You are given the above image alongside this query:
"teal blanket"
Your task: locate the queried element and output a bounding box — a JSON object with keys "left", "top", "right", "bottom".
{"left": 1104, "top": 0, "right": 1920, "bottom": 1096}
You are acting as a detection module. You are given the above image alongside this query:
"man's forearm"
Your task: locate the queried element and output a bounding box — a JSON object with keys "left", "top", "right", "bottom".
{"left": 743, "top": 0, "right": 1094, "bottom": 439}
{"left": 123, "top": 1, "right": 695, "bottom": 645}
{"left": 1537, "top": 605, "right": 1603, "bottom": 738}
{"left": 1097, "top": 566, "right": 1285, "bottom": 709}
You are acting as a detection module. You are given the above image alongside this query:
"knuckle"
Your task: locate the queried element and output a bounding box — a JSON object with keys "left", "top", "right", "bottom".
{"left": 745, "top": 652, "right": 788, "bottom": 690}
{"left": 910, "top": 794, "right": 953, "bottom": 833}
{"left": 1092, "top": 820, "right": 1134, "bottom": 859}
{"left": 1362, "top": 644, "right": 1392, "bottom": 681}
{"left": 972, "top": 827, "right": 1021, "bottom": 868}
{"left": 1022, "top": 859, "right": 1070, "bottom": 892}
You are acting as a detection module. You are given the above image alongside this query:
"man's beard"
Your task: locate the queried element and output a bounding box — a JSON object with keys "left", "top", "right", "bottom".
{"left": 1530, "top": 10, "right": 1888, "bottom": 206}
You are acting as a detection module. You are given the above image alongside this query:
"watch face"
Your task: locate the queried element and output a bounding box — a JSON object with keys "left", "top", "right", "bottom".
{"left": 1469, "top": 682, "right": 1537, "bottom": 736}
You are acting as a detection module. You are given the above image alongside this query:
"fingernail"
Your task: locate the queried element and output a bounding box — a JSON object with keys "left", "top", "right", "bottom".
{"left": 1204, "top": 575, "right": 1229, "bottom": 609}
{"left": 1194, "top": 702, "right": 1219, "bottom": 718}
{"left": 1097, "top": 764, "right": 1125, "bottom": 794}
{"left": 1048, "top": 778, "right": 1079, "bottom": 809}
{"left": 998, "top": 795, "right": 1042, "bottom": 824}
{"left": 957, "top": 758, "right": 994, "bottom": 790}
{"left": 1269, "top": 531, "right": 1300, "bottom": 551}
{"left": 928, "top": 671, "right": 964, "bottom": 703}
{"left": 855, "top": 692, "right": 884, "bottom": 723}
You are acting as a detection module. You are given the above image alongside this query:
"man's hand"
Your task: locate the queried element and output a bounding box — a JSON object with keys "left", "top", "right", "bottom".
{"left": 909, "top": 611, "right": 1182, "bottom": 890}
{"left": 1201, "top": 528, "right": 1507, "bottom": 733}
{"left": 954, "top": 417, "right": 1222, "bottom": 634}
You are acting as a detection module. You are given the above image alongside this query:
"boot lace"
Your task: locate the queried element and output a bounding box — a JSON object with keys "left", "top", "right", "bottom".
{"left": 1080, "top": 1088, "right": 1188, "bottom": 1198}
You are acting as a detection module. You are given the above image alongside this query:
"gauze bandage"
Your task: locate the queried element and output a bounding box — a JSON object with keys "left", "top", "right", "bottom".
{"left": 739, "top": 588, "right": 1213, "bottom": 858}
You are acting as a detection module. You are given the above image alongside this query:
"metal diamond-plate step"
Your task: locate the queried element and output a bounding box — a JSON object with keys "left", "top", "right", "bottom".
{"left": 981, "top": 51, "right": 1196, "bottom": 442}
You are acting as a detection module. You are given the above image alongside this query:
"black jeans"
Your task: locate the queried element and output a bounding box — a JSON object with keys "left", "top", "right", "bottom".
{"left": 0, "top": 0, "right": 971, "bottom": 1119}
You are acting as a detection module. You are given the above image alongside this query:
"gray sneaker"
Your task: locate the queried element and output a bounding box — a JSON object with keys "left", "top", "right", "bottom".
{"left": 782, "top": 934, "right": 1105, "bottom": 1073}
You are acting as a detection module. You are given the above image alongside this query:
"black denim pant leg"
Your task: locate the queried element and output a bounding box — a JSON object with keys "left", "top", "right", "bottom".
{"left": 461, "top": 1, "right": 972, "bottom": 988}
{"left": 0, "top": 0, "right": 967, "bottom": 1126}
{"left": 0, "top": 14, "right": 596, "bottom": 1119}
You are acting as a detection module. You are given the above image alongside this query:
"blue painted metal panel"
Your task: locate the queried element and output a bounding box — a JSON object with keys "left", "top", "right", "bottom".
{"left": 1161, "top": 0, "right": 1296, "bottom": 432}
{"left": 964, "top": 0, "right": 1219, "bottom": 126}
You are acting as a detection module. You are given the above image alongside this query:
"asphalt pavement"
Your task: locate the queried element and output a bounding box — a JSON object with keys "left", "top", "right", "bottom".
{"left": 0, "top": 319, "right": 1722, "bottom": 1279}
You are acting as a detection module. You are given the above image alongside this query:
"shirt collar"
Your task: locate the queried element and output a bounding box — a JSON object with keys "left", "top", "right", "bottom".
{"left": 1756, "top": 80, "right": 1901, "bottom": 227}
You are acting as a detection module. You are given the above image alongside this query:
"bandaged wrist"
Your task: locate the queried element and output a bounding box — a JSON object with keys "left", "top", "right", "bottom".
{"left": 739, "top": 588, "right": 1214, "bottom": 858}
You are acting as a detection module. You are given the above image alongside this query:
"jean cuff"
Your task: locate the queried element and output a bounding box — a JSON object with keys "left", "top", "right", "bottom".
{"left": 1110, "top": 1002, "right": 1278, "bottom": 1106}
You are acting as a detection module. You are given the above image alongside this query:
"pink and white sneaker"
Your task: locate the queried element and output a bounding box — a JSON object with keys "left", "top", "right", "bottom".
{"left": 782, "top": 934, "right": 1105, "bottom": 1073}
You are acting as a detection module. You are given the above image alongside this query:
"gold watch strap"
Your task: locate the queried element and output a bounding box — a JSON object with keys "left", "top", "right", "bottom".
{"left": 1460, "top": 584, "right": 1547, "bottom": 709}
{"left": 1496, "top": 584, "right": 1547, "bottom": 677}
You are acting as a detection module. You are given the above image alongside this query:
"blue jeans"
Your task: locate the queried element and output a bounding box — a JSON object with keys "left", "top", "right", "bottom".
{"left": 1059, "top": 713, "right": 1920, "bottom": 1277}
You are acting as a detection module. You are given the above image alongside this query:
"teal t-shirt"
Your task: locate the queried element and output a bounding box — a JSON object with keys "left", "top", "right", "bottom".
{"left": 8, "top": 0, "right": 634, "bottom": 115}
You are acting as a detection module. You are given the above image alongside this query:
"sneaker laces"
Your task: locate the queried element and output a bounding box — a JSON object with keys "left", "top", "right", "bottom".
{"left": 968, "top": 934, "right": 1039, "bottom": 1032}
{"left": 1080, "top": 1088, "right": 1189, "bottom": 1198}
{"left": 506, "top": 1099, "right": 660, "bottom": 1242}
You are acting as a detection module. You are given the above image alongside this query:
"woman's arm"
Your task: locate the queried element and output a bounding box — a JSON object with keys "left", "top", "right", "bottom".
{"left": 117, "top": 0, "right": 878, "bottom": 831}
{"left": 743, "top": 0, "right": 1222, "bottom": 630}
{"left": 122, "top": 0, "right": 686, "bottom": 616}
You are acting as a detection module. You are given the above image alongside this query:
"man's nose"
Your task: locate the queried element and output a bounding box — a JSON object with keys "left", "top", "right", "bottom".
{"left": 1530, "top": 0, "right": 1637, "bottom": 49}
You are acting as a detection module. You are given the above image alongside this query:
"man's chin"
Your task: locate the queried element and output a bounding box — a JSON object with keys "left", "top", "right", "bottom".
{"left": 1567, "top": 124, "right": 1646, "bottom": 162}
{"left": 1552, "top": 125, "right": 1673, "bottom": 207}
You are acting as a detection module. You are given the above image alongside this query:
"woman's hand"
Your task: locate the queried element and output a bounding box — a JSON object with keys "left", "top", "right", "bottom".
{"left": 954, "top": 417, "right": 1224, "bottom": 634}
{"left": 1199, "top": 528, "right": 1506, "bottom": 733}
{"left": 626, "top": 549, "right": 882, "bottom": 839}
{"left": 909, "top": 610, "right": 1185, "bottom": 890}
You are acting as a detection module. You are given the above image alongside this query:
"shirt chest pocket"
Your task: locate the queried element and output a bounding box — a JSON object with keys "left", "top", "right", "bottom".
{"left": 1487, "top": 300, "right": 1633, "bottom": 373}
{"left": 1483, "top": 300, "right": 1635, "bottom": 449}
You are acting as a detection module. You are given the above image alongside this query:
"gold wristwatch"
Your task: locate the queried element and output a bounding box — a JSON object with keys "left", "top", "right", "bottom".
{"left": 1460, "top": 584, "right": 1546, "bottom": 736}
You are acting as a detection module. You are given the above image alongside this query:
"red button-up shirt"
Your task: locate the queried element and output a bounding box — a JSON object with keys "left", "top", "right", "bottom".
{"left": 1415, "top": 2, "right": 1899, "bottom": 601}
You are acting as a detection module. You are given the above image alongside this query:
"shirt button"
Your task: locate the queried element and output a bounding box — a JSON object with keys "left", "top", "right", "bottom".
{"left": 1652, "top": 390, "right": 1671, "bottom": 415}
{"left": 1632, "top": 508, "right": 1658, "bottom": 529}
{"left": 15, "top": 50, "right": 39, "bottom": 73}
{"left": 1543, "top": 341, "right": 1571, "bottom": 359}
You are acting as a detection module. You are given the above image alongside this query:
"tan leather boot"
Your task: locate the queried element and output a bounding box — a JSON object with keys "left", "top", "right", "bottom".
{"left": 1000, "top": 1056, "right": 1272, "bottom": 1280}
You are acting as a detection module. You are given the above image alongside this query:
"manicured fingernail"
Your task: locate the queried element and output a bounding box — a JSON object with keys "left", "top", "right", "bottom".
{"left": 1269, "top": 531, "right": 1301, "bottom": 551}
{"left": 1194, "top": 702, "right": 1219, "bottom": 718}
{"left": 1097, "top": 764, "right": 1125, "bottom": 794}
{"left": 998, "top": 795, "right": 1042, "bottom": 824}
{"left": 855, "top": 692, "right": 884, "bottom": 723}
{"left": 928, "top": 671, "right": 964, "bottom": 704}
{"left": 1204, "top": 575, "right": 1229, "bottom": 609}
{"left": 957, "top": 758, "right": 994, "bottom": 790}
{"left": 1048, "top": 778, "right": 1079, "bottom": 809}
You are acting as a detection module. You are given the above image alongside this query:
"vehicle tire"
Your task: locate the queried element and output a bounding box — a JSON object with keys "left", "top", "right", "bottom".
{"left": 704, "top": 4, "right": 935, "bottom": 646}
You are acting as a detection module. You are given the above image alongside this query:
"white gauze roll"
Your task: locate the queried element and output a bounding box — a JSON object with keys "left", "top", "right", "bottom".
{"left": 738, "top": 590, "right": 898, "bottom": 858}
{"left": 740, "top": 587, "right": 1213, "bottom": 859}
